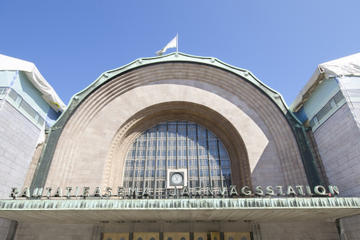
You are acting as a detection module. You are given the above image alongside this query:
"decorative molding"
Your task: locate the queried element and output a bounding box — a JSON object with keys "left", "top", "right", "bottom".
{"left": 1, "top": 197, "right": 359, "bottom": 210}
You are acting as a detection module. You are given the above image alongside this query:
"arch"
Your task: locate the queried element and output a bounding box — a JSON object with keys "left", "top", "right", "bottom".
{"left": 31, "top": 53, "right": 310, "bottom": 191}
{"left": 105, "top": 101, "right": 250, "bottom": 189}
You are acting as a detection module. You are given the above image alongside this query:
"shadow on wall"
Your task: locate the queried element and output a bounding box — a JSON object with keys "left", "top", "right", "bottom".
{"left": 251, "top": 144, "right": 286, "bottom": 187}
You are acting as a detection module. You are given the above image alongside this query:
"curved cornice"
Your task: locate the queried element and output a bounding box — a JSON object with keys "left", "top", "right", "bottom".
{"left": 54, "top": 52, "right": 292, "bottom": 130}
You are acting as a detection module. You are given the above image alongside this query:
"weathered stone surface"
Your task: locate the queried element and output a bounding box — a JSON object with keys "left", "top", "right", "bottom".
{"left": 0, "top": 101, "right": 40, "bottom": 240}
{"left": 260, "top": 221, "right": 339, "bottom": 240}
{"left": 313, "top": 97, "right": 360, "bottom": 240}
{"left": 0, "top": 102, "right": 40, "bottom": 198}
{"left": 314, "top": 104, "right": 360, "bottom": 197}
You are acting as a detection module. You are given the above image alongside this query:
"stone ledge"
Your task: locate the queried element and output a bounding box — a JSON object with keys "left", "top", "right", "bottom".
{"left": 0, "top": 198, "right": 360, "bottom": 223}
{"left": 1, "top": 197, "right": 359, "bottom": 210}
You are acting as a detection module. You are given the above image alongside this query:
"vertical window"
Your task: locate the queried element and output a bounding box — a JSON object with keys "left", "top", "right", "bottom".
{"left": 123, "top": 121, "right": 232, "bottom": 196}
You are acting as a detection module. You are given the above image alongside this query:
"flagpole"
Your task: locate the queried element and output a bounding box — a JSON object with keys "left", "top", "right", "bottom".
{"left": 176, "top": 33, "right": 179, "bottom": 52}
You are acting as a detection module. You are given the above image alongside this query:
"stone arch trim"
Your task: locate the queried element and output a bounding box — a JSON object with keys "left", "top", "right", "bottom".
{"left": 30, "top": 53, "right": 314, "bottom": 191}
{"left": 43, "top": 82, "right": 272, "bottom": 188}
{"left": 103, "top": 102, "right": 250, "bottom": 189}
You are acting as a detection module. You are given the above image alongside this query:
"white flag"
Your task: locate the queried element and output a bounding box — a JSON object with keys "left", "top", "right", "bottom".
{"left": 156, "top": 35, "right": 178, "bottom": 56}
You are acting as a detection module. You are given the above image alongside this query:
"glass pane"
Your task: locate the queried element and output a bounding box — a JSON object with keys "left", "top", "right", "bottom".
{"left": 19, "top": 99, "right": 37, "bottom": 119}
{"left": 8, "top": 88, "right": 18, "bottom": 102}
{"left": 123, "top": 121, "right": 232, "bottom": 195}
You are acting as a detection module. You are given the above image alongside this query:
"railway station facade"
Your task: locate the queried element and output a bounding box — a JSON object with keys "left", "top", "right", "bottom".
{"left": 0, "top": 52, "right": 360, "bottom": 239}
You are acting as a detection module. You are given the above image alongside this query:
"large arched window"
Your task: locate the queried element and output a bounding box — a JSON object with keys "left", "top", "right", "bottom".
{"left": 123, "top": 121, "right": 231, "bottom": 197}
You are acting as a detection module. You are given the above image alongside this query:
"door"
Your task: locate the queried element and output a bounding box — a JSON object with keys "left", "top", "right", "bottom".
{"left": 103, "top": 233, "right": 129, "bottom": 240}
{"left": 163, "top": 232, "right": 190, "bottom": 240}
{"left": 134, "top": 232, "right": 160, "bottom": 240}
{"left": 224, "top": 232, "right": 251, "bottom": 240}
{"left": 193, "top": 232, "right": 207, "bottom": 240}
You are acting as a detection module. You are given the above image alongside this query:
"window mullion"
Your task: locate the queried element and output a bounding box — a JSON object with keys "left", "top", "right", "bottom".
{"left": 131, "top": 138, "right": 140, "bottom": 189}
{"left": 124, "top": 121, "right": 232, "bottom": 197}
{"left": 196, "top": 124, "right": 201, "bottom": 189}
{"left": 154, "top": 129, "right": 158, "bottom": 198}
{"left": 143, "top": 131, "right": 149, "bottom": 191}
{"left": 206, "top": 129, "right": 213, "bottom": 190}
{"left": 186, "top": 122, "right": 189, "bottom": 189}
{"left": 165, "top": 122, "right": 169, "bottom": 198}
{"left": 217, "top": 139, "right": 224, "bottom": 190}
{"left": 176, "top": 121, "right": 178, "bottom": 169}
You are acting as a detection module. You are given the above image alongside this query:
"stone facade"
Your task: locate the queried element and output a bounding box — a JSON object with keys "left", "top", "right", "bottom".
{"left": 11, "top": 221, "right": 341, "bottom": 240}
{"left": 0, "top": 100, "right": 41, "bottom": 240}
{"left": 314, "top": 103, "right": 360, "bottom": 197}
{"left": 0, "top": 101, "right": 40, "bottom": 198}
{"left": 340, "top": 215, "right": 360, "bottom": 240}
{"left": 313, "top": 95, "right": 360, "bottom": 239}
{"left": 14, "top": 223, "right": 95, "bottom": 240}
{"left": 43, "top": 63, "right": 308, "bottom": 193}
{"left": 4, "top": 54, "right": 360, "bottom": 240}
{"left": 338, "top": 76, "right": 360, "bottom": 129}
{"left": 260, "top": 222, "right": 339, "bottom": 240}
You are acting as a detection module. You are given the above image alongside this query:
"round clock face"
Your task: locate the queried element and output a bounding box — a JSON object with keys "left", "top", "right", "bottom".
{"left": 171, "top": 173, "right": 183, "bottom": 185}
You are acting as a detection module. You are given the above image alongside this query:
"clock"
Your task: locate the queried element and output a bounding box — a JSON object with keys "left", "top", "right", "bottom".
{"left": 167, "top": 169, "right": 187, "bottom": 188}
{"left": 171, "top": 173, "right": 184, "bottom": 185}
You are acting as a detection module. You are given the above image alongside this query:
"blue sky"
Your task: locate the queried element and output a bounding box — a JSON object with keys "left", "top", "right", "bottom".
{"left": 1, "top": 1, "right": 359, "bottom": 105}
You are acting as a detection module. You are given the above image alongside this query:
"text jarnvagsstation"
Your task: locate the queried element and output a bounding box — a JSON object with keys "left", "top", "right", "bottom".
{"left": 9, "top": 185, "right": 340, "bottom": 199}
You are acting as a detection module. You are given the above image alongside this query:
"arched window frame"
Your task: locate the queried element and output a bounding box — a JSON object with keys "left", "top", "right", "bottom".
{"left": 123, "top": 121, "right": 232, "bottom": 197}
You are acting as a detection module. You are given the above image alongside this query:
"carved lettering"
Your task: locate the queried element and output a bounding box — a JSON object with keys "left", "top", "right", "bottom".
{"left": 118, "top": 187, "right": 125, "bottom": 198}
{"left": 229, "top": 185, "right": 239, "bottom": 197}
{"left": 82, "top": 187, "right": 90, "bottom": 198}
{"left": 276, "top": 186, "right": 284, "bottom": 196}
{"left": 9, "top": 184, "right": 340, "bottom": 200}
{"left": 255, "top": 186, "right": 264, "bottom": 196}
{"left": 103, "top": 187, "right": 112, "bottom": 198}
{"left": 54, "top": 187, "right": 62, "bottom": 197}
{"left": 314, "top": 185, "right": 327, "bottom": 195}
{"left": 66, "top": 187, "right": 72, "bottom": 199}
{"left": 21, "top": 187, "right": 30, "bottom": 198}
{"left": 265, "top": 186, "right": 275, "bottom": 196}
{"left": 181, "top": 186, "right": 189, "bottom": 197}
{"left": 94, "top": 187, "right": 101, "bottom": 197}
{"left": 10, "top": 187, "right": 18, "bottom": 199}
{"left": 328, "top": 185, "right": 339, "bottom": 196}
{"left": 306, "top": 185, "right": 313, "bottom": 196}
{"left": 296, "top": 185, "right": 305, "bottom": 196}
{"left": 45, "top": 187, "right": 52, "bottom": 199}
{"left": 287, "top": 186, "right": 297, "bottom": 196}
{"left": 241, "top": 186, "right": 252, "bottom": 196}
{"left": 142, "top": 188, "right": 150, "bottom": 198}
{"left": 32, "top": 188, "right": 43, "bottom": 198}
